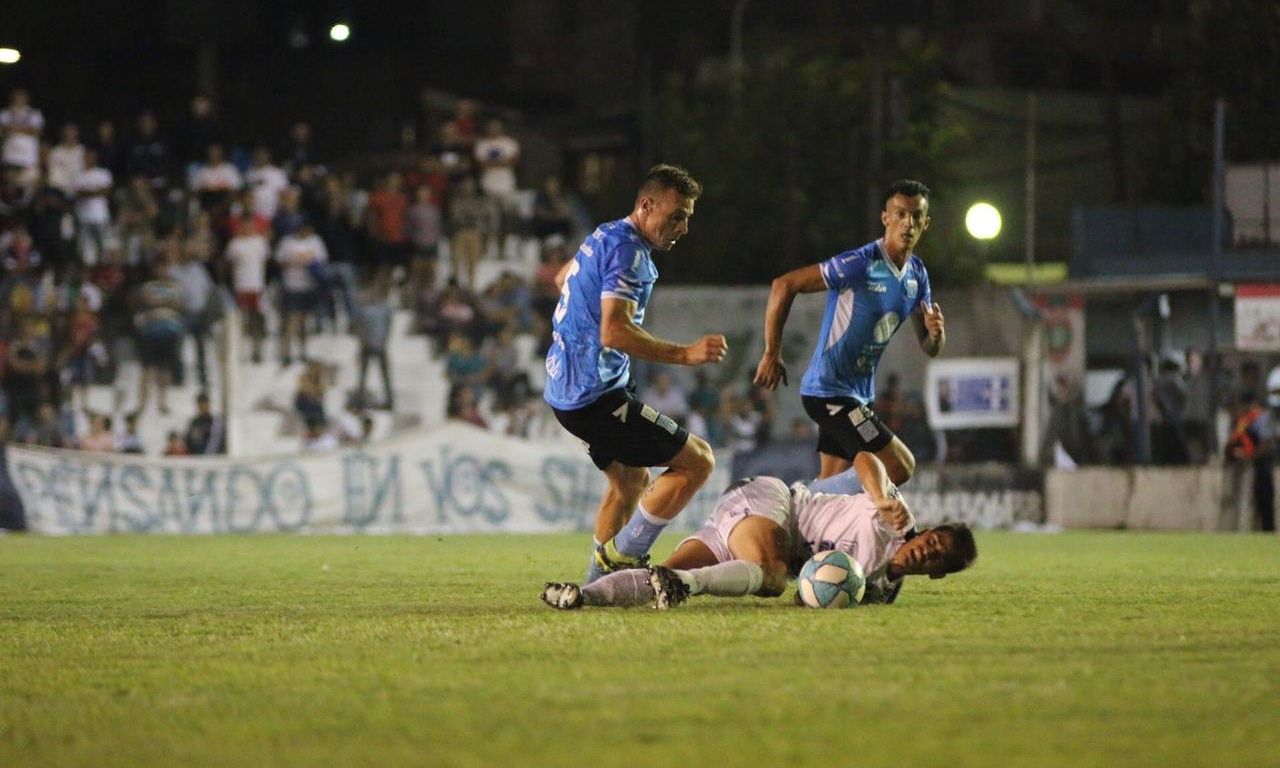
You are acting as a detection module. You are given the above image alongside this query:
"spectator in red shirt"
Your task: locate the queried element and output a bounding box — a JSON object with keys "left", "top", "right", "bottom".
{"left": 366, "top": 172, "right": 408, "bottom": 286}
{"left": 405, "top": 154, "right": 450, "bottom": 209}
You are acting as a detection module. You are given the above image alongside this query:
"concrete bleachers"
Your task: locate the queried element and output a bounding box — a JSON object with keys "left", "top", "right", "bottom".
{"left": 97, "top": 238, "right": 550, "bottom": 457}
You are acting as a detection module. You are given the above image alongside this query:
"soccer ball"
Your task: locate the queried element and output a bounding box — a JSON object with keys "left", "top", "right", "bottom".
{"left": 797, "top": 550, "right": 866, "bottom": 609}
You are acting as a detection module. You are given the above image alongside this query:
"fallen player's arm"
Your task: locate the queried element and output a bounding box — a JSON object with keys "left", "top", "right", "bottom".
{"left": 853, "top": 452, "right": 914, "bottom": 534}
{"left": 600, "top": 296, "right": 727, "bottom": 366}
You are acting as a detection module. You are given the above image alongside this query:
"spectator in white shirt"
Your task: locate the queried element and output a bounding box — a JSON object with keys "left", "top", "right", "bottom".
{"left": 274, "top": 220, "right": 328, "bottom": 366}
{"left": 0, "top": 88, "right": 44, "bottom": 185}
{"left": 245, "top": 146, "right": 289, "bottom": 219}
{"left": 191, "top": 143, "right": 242, "bottom": 220}
{"left": 474, "top": 119, "right": 520, "bottom": 247}
{"left": 72, "top": 149, "right": 114, "bottom": 265}
{"left": 46, "top": 123, "right": 85, "bottom": 195}
{"left": 226, "top": 212, "right": 270, "bottom": 362}
{"left": 474, "top": 119, "right": 519, "bottom": 197}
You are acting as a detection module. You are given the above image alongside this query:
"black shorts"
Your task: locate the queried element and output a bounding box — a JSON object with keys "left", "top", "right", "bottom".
{"left": 281, "top": 289, "right": 317, "bottom": 315}
{"left": 801, "top": 395, "right": 895, "bottom": 458}
{"left": 552, "top": 386, "right": 690, "bottom": 470}
{"left": 411, "top": 244, "right": 439, "bottom": 262}
{"left": 137, "top": 334, "right": 182, "bottom": 368}
{"left": 378, "top": 241, "right": 409, "bottom": 269}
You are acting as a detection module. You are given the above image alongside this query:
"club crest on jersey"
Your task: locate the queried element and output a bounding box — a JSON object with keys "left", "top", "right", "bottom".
{"left": 905, "top": 278, "right": 918, "bottom": 299}
{"left": 872, "top": 312, "right": 900, "bottom": 343}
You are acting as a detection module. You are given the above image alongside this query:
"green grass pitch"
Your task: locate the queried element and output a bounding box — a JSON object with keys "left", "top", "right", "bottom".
{"left": 2, "top": 531, "right": 1278, "bottom": 767}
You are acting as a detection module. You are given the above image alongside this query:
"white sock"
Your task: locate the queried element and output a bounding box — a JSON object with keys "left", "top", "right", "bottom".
{"left": 681, "top": 561, "right": 765, "bottom": 597}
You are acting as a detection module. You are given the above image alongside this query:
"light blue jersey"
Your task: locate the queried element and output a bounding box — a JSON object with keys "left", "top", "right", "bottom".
{"left": 799, "top": 239, "right": 932, "bottom": 403}
{"left": 544, "top": 218, "right": 656, "bottom": 410}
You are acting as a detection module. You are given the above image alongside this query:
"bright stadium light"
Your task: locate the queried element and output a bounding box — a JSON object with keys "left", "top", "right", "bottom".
{"left": 0, "top": 48, "right": 21, "bottom": 65}
{"left": 965, "top": 202, "right": 1003, "bottom": 241}
{"left": 329, "top": 23, "right": 351, "bottom": 42}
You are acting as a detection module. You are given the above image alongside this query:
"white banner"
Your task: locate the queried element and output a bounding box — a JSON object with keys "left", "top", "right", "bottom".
{"left": 925, "top": 357, "right": 1021, "bottom": 429}
{"left": 8, "top": 423, "right": 730, "bottom": 535}
{"left": 1235, "top": 284, "right": 1280, "bottom": 352}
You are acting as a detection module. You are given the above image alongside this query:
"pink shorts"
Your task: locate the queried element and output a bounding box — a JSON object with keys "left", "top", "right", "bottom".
{"left": 678, "top": 476, "right": 793, "bottom": 564}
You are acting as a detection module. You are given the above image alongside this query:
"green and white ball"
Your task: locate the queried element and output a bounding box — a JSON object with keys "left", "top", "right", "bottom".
{"left": 797, "top": 550, "right": 866, "bottom": 609}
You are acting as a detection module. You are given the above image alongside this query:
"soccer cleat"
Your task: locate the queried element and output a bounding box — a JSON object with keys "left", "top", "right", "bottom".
{"left": 592, "top": 542, "right": 649, "bottom": 575}
{"left": 541, "top": 582, "right": 584, "bottom": 610}
{"left": 647, "top": 565, "right": 691, "bottom": 610}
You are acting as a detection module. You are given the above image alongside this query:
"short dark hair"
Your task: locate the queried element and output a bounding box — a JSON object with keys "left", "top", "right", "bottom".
{"left": 933, "top": 523, "right": 978, "bottom": 574}
{"left": 639, "top": 164, "right": 702, "bottom": 200}
{"left": 884, "top": 179, "right": 930, "bottom": 207}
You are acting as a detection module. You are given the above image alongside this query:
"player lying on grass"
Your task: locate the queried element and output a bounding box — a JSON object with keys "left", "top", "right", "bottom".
{"left": 541, "top": 451, "right": 977, "bottom": 610}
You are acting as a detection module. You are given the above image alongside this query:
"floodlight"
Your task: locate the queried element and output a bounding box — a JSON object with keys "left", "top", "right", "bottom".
{"left": 965, "top": 202, "right": 1002, "bottom": 240}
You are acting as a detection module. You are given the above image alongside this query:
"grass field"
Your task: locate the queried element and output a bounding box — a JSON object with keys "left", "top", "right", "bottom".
{"left": 2, "top": 531, "right": 1278, "bottom": 768}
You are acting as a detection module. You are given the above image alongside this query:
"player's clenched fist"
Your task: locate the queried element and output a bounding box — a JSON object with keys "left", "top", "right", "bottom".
{"left": 922, "top": 301, "right": 945, "bottom": 341}
{"left": 753, "top": 351, "right": 788, "bottom": 390}
{"left": 873, "top": 496, "right": 912, "bottom": 532}
{"left": 683, "top": 334, "right": 728, "bottom": 365}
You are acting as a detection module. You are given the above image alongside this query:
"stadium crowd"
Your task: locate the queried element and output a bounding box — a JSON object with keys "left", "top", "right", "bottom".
{"left": 2, "top": 86, "right": 1275, "bottom": 527}
{"left": 0, "top": 87, "right": 795, "bottom": 458}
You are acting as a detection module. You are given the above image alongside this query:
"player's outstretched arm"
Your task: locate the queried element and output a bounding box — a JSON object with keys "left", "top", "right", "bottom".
{"left": 600, "top": 297, "right": 727, "bottom": 366}
{"left": 754, "top": 264, "right": 826, "bottom": 389}
{"left": 913, "top": 301, "right": 946, "bottom": 357}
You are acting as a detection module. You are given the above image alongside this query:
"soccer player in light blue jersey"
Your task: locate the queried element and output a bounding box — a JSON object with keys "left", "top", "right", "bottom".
{"left": 544, "top": 165, "right": 728, "bottom": 583}
{"left": 754, "top": 180, "right": 946, "bottom": 483}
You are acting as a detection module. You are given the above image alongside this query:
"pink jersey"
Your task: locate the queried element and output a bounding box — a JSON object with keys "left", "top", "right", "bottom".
{"left": 789, "top": 483, "right": 915, "bottom": 600}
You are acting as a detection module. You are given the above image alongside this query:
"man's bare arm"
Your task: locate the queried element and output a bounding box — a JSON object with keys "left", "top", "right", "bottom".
{"left": 853, "top": 451, "right": 913, "bottom": 533}
{"left": 853, "top": 452, "right": 893, "bottom": 501}
{"left": 600, "top": 297, "right": 726, "bottom": 366}
{"left": 913, "top": 301, "right": 946, "bottom": 357}
{"left": 753, "top": 264, "right": 826, "bottom": 389}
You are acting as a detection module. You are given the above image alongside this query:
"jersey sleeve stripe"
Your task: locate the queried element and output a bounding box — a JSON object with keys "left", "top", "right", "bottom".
{"left": 819, "top": 260, "right": 836, "bottom": 289}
